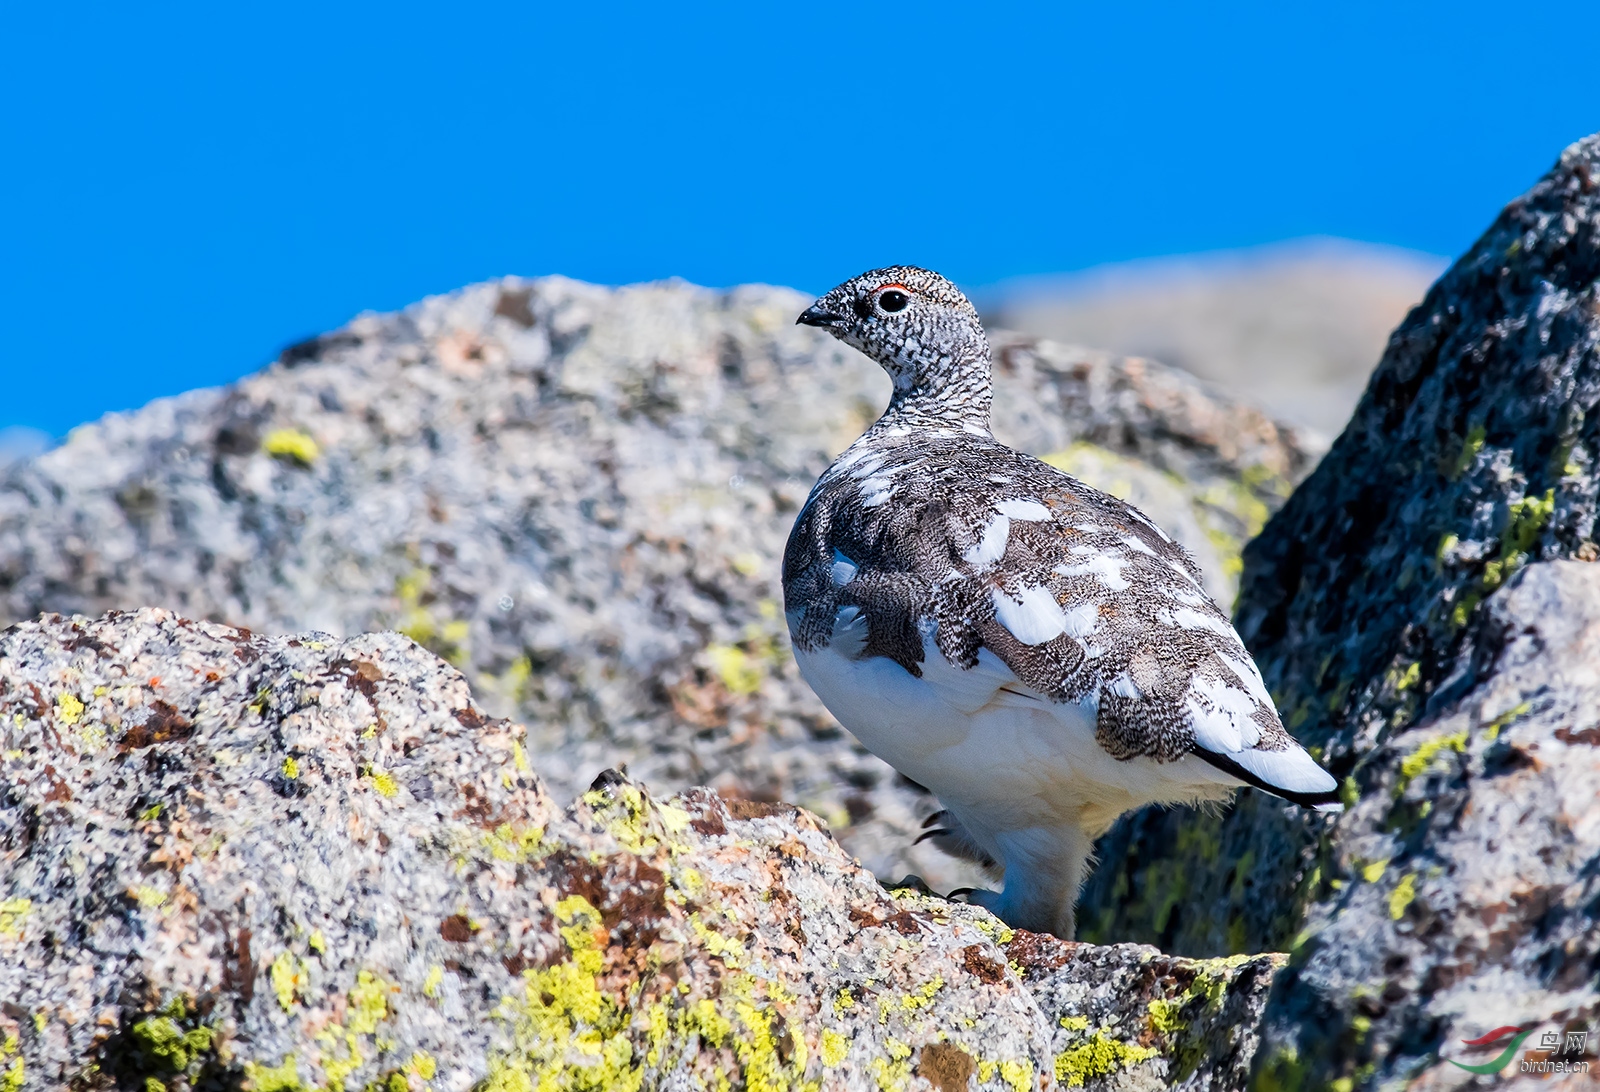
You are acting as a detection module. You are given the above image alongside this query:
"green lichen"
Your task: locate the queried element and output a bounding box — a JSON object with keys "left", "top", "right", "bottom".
{"left": 1081, "top": 808, "right": 1225, "bottom": 946}
{"left": 1484, "top": 700, "right": 1532, "bottom": 741}
{"left": 1451, "top": 487, "right": 1558, "bottom": 626}
{"left": 1147, "top": 998, "right": 1187, "bottom": 1034}
{"left": 122, "top": 998, "right": 221, "bottom": 1090}
{"left": 1453, "top": 424, "right": 1486, "bottom": 478}
{"left": 1395, "top": 730, "right": 1468, "bottom": 794}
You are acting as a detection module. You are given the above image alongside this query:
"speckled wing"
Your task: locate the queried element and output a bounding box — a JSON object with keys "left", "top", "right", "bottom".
{"left": 782, "top": 433, "right": 1339, "bottom": 807}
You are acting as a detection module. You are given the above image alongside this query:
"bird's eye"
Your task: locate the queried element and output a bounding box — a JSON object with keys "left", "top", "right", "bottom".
{"left": 877, "top": 289, "right": 910, "bottom": 314}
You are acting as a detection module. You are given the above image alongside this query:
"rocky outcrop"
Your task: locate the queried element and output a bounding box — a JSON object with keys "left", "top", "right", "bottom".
{"left": 0, "top": 608, "right": 1279, "bottom": 1091}
{"left": 1082, "top": 136, "right": 1600, "bottom": 1084}
{"left": 0, "top": 277, "right": 1314, "bottom": 900}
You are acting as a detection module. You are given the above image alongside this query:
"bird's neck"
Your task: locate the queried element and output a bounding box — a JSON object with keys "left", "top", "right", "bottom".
{"left": 876, "top": 352, "right": 994, "bottom": 436}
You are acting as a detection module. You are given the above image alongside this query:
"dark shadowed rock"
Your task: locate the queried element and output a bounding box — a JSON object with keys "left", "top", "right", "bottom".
{"left": 0, "top": 608, "right": 1279, "bottom": 1091}
{"left": 1081, "top": 136, "right": 1600, "bottom": 1086}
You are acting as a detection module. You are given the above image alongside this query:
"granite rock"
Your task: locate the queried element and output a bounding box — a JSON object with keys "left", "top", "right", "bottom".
{"left": 0, "top": 608, "right": 1280, "bottom": 1091}
{"left": 0, "top": 276, "right": 1314, "bottom": 899}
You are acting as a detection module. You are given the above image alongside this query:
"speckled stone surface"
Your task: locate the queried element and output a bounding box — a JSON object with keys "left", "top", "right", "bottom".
{"left": 0, "top": 609, "right": 1278, "bottom": 1091}
{"left": 1082, "top": 136, "right": 1600, "bottom": 1087}
{"left": 0, "top": 275, "right": 1314, "bottom": 903}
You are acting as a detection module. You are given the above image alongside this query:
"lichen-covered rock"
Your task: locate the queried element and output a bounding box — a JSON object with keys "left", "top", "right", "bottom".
{"left": 0, "top": 276, "right": 1314, "bottom": 899}
{"left": 1080, "top": 136, "right": 1600, "bottom": 1084}
{"left": 1256, "top": 560, "right": 1600, "bottom": 1088}
{"left": 0, "top": 608, "right": 1279, "bottom": 1091}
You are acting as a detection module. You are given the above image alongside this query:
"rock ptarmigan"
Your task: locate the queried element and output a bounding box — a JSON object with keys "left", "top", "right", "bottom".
{"left": 784, "top": 266, "right": 1340, "bottom": 940}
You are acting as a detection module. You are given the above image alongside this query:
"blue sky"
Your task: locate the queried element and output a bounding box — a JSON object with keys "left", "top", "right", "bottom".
{"left": 3, "top": 1, "right": 1597, "bottom": 436}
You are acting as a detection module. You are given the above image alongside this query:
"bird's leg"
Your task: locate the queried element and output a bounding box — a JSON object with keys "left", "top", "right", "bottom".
{"left": 967, "top": 824, "right": 1096, "bottom": 940}
{"left": 914, "top": 809, "right": 998, "bottom": 870}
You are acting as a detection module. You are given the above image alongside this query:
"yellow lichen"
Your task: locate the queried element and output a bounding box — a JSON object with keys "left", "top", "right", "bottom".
{"left": 348, "top": 970, "right": 392, "bottom": 1035}
{"left": 319, "top": 1036, "right": 364, "bottom": 1090}
{"left": 262, "top": 429, "right": 321, "bottom": 467}
{"left": 245, "top": 1054, "right": 305, "bottom": 1091}
{"left": 308, "top": 930, "right": 327, "bottom": 955}
{"left": 407, "top": 1051, "right": 437, "bottom": 1081}
{"left": 0, "top": 898, "right": 32, "bottom": 940}
{"left": 370, "top": 770, "right": 399, "bottom": 798}
{"left": 1059, "top": 1015, "right": 1089, "bottom": 1032}
{"left": 485, "top": 822, "right": 546, "bottom": 863}
{"left": 0, "top": 1057, "right": 21, "bottom": 1092}
{"left": 868, "top": 1053, "right": 911, "bottom": 1092}
{"left": 1053, "top": 1031, "right": 1158, "bottom": 1087}
{"left": 271, "top": 952, "right": 307, "bottom": 1011}
{"left": 1389, "top": 873, "right": 1418, "bottom": 920}
{"left": 998, "top": 1058, "right": 1034, "bottom": 1092}
{"left": 1360, "top": 859, "right": 1389, "bottom": 883}
{"left": 900, "top": 976, "right": 944, "bottom": 1011}
{"left": 132, "top": 885, "right": 167, "bottom": 910}
{"left": 56, "top": 693, "right": 84, "bottom": 725}
{"left": 706, "top": 644, "right": 763, "bottom": 695}
{"left": 820, "top": 1029, "right": 848, "bottom": 1067}
{"left": 282, "top": 756, "right": 299, "bottom": 780}
{"left": 422, "top": 965, "right": 444, "bottom": 999}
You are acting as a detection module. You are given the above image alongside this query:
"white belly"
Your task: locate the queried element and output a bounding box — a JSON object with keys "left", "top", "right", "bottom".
{"left": 793, "top": 632, "right": 1234, "bottom": 834}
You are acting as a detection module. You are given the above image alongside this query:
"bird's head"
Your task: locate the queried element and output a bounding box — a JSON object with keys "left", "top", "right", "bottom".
{"left": 797, "top": 266, "right": 989, "bottom": 397}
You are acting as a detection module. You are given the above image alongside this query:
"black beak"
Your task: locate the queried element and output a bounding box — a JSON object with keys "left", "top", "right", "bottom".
{"left": 797, "top": 304, "right": 845, "bottom": 329}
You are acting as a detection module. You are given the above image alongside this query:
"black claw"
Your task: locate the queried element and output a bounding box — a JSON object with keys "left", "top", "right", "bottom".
{"left": 914, "top": 828, "right": 952, "bottom": 845}
{"left": 588, "top": 768, "right": 628, "bottom": 792}
{"left": 921, "top": 810, "right": 949, "bottom": 829}
{"left": 947, "top": 887, "right": 977, "bottom": 900}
